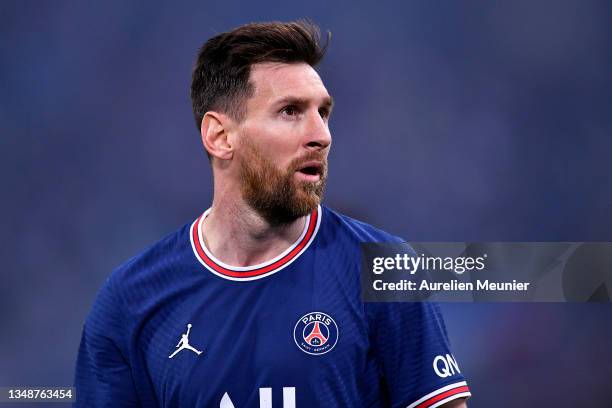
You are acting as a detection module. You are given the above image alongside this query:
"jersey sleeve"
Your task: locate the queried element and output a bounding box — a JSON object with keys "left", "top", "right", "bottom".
{"left": 366, "top": 301, "right": 471, "bottom": 408}
{"left": 74, "top": 277, "right": 140, "bottom": 407}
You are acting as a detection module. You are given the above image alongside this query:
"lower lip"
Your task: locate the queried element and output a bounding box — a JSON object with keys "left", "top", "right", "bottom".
{"left": 295, "top": 171, "right": 321, "bottom": 182}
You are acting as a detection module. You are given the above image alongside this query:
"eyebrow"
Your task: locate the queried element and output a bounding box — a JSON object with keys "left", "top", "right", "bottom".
{"left": 273, "top": 95, "right": 334, "bottom": 111}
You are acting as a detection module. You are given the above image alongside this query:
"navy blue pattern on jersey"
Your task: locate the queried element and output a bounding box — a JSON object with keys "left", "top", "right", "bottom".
{"left": 75, "top": 206, "right": 470, "bottom": 407}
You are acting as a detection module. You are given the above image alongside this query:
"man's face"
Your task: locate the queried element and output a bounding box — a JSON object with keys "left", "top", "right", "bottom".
{"left": 233, "top": 62, "right": 333, "bottom": 224}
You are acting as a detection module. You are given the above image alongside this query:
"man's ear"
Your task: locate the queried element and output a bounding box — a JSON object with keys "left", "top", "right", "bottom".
{"left": 200, "top": 112, "right": 234, "bottom": 160}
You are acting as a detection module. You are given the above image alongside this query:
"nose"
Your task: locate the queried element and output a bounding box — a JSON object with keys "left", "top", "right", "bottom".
{"left": 304, "top": 110, "right": 332, "bottom": 151}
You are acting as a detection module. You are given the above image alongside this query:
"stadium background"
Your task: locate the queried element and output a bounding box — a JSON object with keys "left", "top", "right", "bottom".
{"left": 2, "top": 1, "right": 612, "bottom": 406}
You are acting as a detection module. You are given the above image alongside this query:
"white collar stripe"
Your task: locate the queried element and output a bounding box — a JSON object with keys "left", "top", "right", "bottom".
{"left": 190, "top": 205, "right": 322, "bottom": 281}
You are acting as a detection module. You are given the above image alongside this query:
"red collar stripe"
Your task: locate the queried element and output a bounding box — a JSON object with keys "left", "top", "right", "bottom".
{"left": 191, "top": 207, "right": 319, "bottom": 279}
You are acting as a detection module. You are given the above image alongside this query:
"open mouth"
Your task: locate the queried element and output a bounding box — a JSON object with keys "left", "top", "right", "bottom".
{"left": 299, "top": 166, "right": 320, "bottom": 176}
{"left": 296, "top": 161, "right": 324, "bottom": 181}
{"left": 296, "top": 160, "right": 324, "bottom": 183}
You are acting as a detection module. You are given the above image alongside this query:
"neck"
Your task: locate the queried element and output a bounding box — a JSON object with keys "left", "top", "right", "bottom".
{"left": 201, "top": 195, "right": 308, "bottom": 267}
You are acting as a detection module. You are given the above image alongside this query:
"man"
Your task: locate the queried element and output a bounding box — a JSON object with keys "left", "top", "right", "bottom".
{"left": 75, "top": 20, "right": 470, "bottom": 407}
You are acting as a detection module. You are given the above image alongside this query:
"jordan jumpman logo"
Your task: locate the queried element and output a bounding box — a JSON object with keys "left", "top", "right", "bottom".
{"left": 169, "top": 323, "right": 203, "bottom": 358}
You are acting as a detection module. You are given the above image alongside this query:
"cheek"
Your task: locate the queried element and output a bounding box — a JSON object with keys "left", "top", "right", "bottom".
{"left": 269, "top": 153, "right": 294, "bottom": 174}
{"left": 242, "top": 121, "right": 302, "bottom": 167}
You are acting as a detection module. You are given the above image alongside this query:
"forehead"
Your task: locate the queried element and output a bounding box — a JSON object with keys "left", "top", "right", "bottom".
{"left": 248, "top": 62, "right": 329, "bottom": 105}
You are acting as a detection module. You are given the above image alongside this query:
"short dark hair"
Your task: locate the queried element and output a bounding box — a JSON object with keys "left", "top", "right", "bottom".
{"left": 190, "top": 20, "right": 329, "bottom": 130}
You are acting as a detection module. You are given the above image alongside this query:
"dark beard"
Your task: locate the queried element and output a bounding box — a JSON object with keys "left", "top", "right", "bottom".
{"left": 239, "top": 140, "right": 327, "bottom": 225}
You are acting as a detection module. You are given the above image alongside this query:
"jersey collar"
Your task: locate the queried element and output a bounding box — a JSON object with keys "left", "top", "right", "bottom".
{"left": 190, "top": 205, "right": 322, "bottom": 281}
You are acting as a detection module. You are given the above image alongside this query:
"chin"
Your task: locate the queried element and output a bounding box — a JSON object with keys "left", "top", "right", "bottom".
{"left": 295, "top": 190, "right": 323, "bottom": 211}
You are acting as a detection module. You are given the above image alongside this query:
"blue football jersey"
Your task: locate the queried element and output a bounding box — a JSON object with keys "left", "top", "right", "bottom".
{"left": 75, "top": 206, "right": 470, "bottom": 407}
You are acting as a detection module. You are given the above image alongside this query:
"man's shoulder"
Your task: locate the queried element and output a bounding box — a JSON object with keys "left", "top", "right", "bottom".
{"left": 106, "top": 219, "right": 194, "bottom": 289}
{"left": 321, "top": 206, "right": 404, "bottom": 244}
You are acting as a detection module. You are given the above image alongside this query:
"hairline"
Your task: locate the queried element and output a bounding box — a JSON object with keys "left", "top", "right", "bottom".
{"left": 215, "top": 61, "right": 327, "bottom": 124}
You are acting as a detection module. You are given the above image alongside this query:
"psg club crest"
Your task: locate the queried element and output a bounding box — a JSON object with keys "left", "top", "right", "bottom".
{"left": 293, "top": 312, "right": 339, "bottom": 355}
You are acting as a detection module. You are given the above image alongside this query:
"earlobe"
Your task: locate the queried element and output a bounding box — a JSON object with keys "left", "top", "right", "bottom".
{"left": 201, "top": 112, "right": 233, "bottom": 160}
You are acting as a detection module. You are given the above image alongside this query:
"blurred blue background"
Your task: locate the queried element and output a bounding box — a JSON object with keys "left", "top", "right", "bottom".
{"left": 2, "top": 1, "right": 612, "bottom": 406}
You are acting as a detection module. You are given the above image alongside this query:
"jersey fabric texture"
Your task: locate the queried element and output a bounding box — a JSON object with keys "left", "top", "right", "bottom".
{"left": 75, "top": 206, "right": 471, "bottom": 407}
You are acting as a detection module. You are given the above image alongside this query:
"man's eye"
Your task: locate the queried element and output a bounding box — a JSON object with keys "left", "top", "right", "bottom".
{"left": 318, "top": 108, "right": 330, "bottom": 119}
{"left": 282, "top": 105, "right": 298, "bottom": 116}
